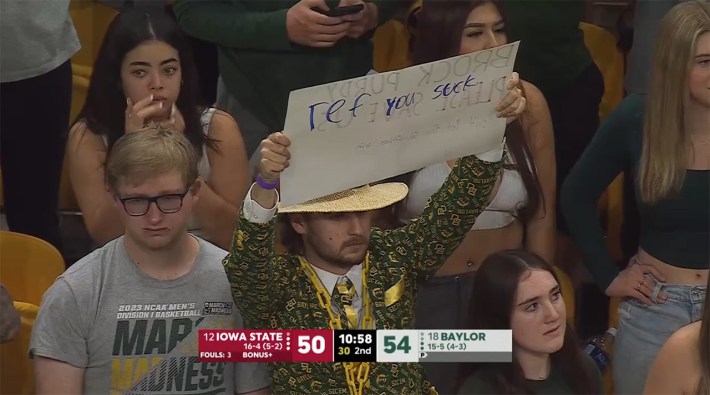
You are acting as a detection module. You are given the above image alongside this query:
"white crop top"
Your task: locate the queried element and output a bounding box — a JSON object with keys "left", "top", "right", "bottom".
{"left": 399, "top": 145, "right": 530, "bottom": 230}
{"left": 102, "top": 107, "right": 215, "bottom": 231}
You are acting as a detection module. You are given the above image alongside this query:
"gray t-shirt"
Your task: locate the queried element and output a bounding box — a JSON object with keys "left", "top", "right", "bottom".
{"left": 30, "top": 236, "right": 270, "bottom": 395}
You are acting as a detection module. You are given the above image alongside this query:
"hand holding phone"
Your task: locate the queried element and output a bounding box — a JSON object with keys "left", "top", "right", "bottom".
{"left": 286, "top": 0, "right": 351, "bottom": 48}
{"left": 312, "top": 4, "right": 364, "bottom": 17}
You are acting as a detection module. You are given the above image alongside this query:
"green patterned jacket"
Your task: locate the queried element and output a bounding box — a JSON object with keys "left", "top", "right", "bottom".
{"left": 223, "top": 154, "right": 502, "bottom": 395}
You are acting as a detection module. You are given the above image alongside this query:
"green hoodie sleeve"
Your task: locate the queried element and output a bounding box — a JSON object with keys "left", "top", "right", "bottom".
{"left": 560, "top": 94, "right": 644, "bottom": 292}
{"left": 173, "top": 1, "right": 293, "bottom": 51}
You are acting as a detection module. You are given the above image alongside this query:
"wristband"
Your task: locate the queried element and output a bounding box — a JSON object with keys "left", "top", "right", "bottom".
{"left": 256, "top": 174, "right": 279, "bottom": 190}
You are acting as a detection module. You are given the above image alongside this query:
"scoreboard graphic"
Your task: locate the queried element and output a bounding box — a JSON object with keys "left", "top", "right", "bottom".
{"left": 199, "top": 329, "right": 512, "bottom": 363}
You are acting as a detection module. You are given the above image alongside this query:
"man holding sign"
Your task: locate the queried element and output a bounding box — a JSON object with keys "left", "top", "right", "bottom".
{"left": 222, "top": 74, "right": 524, "bottom": 394}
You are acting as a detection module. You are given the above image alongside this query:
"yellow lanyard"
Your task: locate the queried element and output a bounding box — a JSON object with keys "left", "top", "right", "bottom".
{"left": 298, "top": 254, "right": 373, "bottom": 395}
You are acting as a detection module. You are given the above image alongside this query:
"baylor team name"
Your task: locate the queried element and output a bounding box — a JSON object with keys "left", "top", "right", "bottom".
{"left": 440, "top": 332, "right": 486, "bottom": 341}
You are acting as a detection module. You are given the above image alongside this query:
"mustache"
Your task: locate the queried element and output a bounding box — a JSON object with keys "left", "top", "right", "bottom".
{"left": 342, "top": 237, "right": 367, "bottom": 248}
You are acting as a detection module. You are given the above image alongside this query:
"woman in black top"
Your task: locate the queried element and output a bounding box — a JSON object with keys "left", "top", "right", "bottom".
{"left": 458, "top": 250, "right": 601, "bottom": 394}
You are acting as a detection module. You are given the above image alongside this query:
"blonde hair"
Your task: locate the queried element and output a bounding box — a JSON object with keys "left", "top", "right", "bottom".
{"left": 639, "top": 1, "right": 710, "bottom": 203}
{"left": 105, "top": 124, "right": 198, "bottom": 191}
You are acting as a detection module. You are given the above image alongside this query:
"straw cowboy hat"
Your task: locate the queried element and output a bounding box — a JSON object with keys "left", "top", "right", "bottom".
{"left": 278, "top": 183, "right": 409, "bottom": 214}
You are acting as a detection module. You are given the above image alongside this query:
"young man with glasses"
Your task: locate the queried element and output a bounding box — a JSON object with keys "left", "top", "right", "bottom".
{"left": 30, "top": 126, "right": 270, "bottom": 394}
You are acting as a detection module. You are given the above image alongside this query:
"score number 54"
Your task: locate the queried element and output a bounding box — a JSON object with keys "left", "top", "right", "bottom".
{"left": 383, "top": 336, "right": 411, "bottom": 354}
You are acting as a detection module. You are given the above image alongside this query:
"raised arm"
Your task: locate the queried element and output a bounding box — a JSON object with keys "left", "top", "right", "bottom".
{"left": 560, "top": 95, "right": 639, "bottom": 292}
{"left": 373, "top": 152, "right": 502, "bottom": 279}
{"left": 372, "top": 73, "right": 524, "bottom": 279}
{"left": 520, "top": 82, "right": 556, "bottom": 264}
{"left": 67, "top": 122, "right": 123, "bottom": 245}
{"left": 222, "top": 195, "right": 284, "bottom": 328}
{"left": 222, "top": 133, "right": 291, "bottom": 328}
{"left": 192, "top": 110, "right": 249, "bottom": 250}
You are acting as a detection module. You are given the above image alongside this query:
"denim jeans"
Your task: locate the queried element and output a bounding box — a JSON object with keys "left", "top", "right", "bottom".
{"left": 613, "top": 276, "right": 706, "bottom": 394}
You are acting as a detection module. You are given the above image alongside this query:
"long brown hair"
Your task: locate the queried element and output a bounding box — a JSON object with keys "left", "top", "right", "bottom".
{"left": 459, "top": 250, "right": 599, "bottom": 394}
{"left": 411, "top": 0, "right": 543, "bottom": 223}
{"left": 639, "top": 1, "right": 710, "bottom": 203}
{"left": 698, "top": 273, "right": 710, "bottom": 395}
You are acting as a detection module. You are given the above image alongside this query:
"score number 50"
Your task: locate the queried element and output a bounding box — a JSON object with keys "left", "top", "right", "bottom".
{"left": 297, "top": 335, "right": 326, "bottom": 354}
{"left": 293, "top": 332, "right": 332, "bottom": 362}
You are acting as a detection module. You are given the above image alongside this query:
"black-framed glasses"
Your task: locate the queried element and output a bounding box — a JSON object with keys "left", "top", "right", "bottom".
{"left": 118, "top": 191, "right": 189, "bottom": 216}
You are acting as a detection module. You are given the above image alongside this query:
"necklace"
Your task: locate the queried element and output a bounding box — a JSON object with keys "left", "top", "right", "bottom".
{"left": 298, "top": 254, "right": 373, "bottom": 395}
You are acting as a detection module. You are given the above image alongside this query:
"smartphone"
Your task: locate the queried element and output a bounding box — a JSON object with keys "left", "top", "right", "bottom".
{"left": 312, "top": 4, "right": 364, "bottom": 17}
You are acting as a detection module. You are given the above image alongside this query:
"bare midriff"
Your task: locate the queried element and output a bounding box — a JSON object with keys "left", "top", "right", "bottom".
{"left": 635, "top": 248, "right": 708, "bottom": 286}
{"left": 432, "top": 220, "right": 524, "bottom": 276}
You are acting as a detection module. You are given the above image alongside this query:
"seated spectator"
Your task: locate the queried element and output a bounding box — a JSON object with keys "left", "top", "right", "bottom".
{"left": 68, "top": 9, "right": 249, "bottom": 250}
{"left": 458, "top": 250, "right": 601, "bottom": 394}
{"left": 644, "top": 271, "right": 709, "bottom": 395}
{"left": 400, "top": 1, "right": 555, "bottom": 391}
{"left": 0, "top": 285, "right": 20, "bottom": 344}
{"left": 30, "top": 126, "right": 270, "bottom": 394}
{"left": 561, "top": 2, "right": 709, "bottom": 393}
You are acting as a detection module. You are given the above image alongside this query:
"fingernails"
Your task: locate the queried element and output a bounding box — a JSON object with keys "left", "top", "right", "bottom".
{"left": 150, "top": 94, "right": 154, "bottom": 100}
{"left": 159, "top": 102, "right": 163, "bottom": 108}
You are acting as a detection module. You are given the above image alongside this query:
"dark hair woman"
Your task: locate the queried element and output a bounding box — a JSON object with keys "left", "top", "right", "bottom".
{"left": 458, "top": 250, "right": 601, "bottom": 394}
{"left": 67, "top": 9, "right": 250, "bottom": 250}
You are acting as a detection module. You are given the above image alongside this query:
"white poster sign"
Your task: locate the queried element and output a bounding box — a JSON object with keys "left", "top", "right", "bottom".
{"left": 281, "top": 42, "right": 519, "bottom": 206}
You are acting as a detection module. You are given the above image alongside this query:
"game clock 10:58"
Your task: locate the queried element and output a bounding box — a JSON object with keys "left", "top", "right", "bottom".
{"left": 333, "top": 330, "right": 377, "bottom": 363}
{"left": 338, "top": 332, "right": 373, "bottom": 345}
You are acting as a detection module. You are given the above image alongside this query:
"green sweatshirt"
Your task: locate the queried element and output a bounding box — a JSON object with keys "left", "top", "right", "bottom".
{"left": 174, "top": 0, "right": 403, "bottom": 132}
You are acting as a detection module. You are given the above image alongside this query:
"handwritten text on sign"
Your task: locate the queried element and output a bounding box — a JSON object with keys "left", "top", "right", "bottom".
{"left": 280, "top": 42, "right": 519, "bottom": 206}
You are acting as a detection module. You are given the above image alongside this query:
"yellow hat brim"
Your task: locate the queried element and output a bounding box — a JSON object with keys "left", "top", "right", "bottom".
{"left": 278, "top": 183, "right": 409, "bottom": 214}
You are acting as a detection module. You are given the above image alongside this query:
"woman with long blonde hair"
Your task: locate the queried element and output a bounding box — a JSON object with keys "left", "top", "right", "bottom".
{"left": 561, "top": 2, "right": 709, "bottom": 393}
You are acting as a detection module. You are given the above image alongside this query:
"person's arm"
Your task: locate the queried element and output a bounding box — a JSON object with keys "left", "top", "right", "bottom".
{"left": 373, "top": 151, "right": 503, "bottom": 279}
{"left": 0, "top": 285, "right": 20, "bottom": 344}
{"left": 560, "top": 96, "right": 639, "bottom": 292}
{"left": 35, "top": 357, "right": 84, "bottom": 394}
{"left": 643, "top": 323, "right": 699, "bottom": 395}
{"left": 192, "top": 110, "right": 249, "bottom": 250}
{"left": 222, "top": 132, "right": 293, "bottom": 328}
{"left": 520, "top": 82, "right": 556, "bottom": 264}
{"left": 30, "top": 280, "right": 88, "bottom": 394}
{"left": 222, "top": 185, "right": 287, "bottom": 328}
{"left": 173, "top": 0, "right": 294, "bottom": 51}
{"left": 66, "top": 122, "right": 124, "bottom": 245}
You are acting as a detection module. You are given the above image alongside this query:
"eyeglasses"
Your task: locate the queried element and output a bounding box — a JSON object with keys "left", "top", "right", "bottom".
{"left": 118, "top": 191, "right": 189, "bottom": 216}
